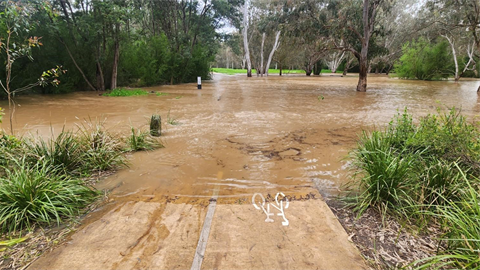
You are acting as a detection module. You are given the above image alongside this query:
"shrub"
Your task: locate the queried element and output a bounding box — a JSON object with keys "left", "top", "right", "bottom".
{"left": 0, "top": 160, "right": 97, "bottom": 234}
{"left": 349, "top": 108, "right": 480, "bottom": 217}
{"left": 394, "top": 37, "right": 454, "bottom": 80}
{"left": 103, "top": 88, "right": 149, "bottom": 97}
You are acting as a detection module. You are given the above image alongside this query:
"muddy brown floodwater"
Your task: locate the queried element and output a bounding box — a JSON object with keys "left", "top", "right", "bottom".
{"left": 2, "top": 74, "right": 480, "bottom": 269}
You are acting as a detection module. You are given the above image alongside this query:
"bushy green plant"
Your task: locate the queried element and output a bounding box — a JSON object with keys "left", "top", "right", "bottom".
{"left": 103, "top": 88, "right": 149, "bottom": 97}
{"left": 349, "top": 108, "right": 480, "bottom": 217}
{"left": 394, "top": 38, "right": 454, "bottom": 80}
{"left": 125, "top": 127, "right": 163, "bottom": 152}
{"left": 0, "top": 160, "right": 97, "bottom": 234}
{"left": 351, "top": 131, "right": 417, "bottom": 215}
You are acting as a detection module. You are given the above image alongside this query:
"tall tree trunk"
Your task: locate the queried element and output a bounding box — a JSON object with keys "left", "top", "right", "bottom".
{"left": 343, "top": 59, "right": 350, "bottom": 75}
{"left": 111, "top": 34, "right": 120, "bottom": 89}
{"left": 242, "top": 2, "right": 252, "bottom": 77}
{"left": 280, "top": 64, "right": 283, "bottom": 76}
{"left": 260, "top": 33, "right": 265, "bottom": 76}
{"left": 265, "top": 31, "right": 281, "bottom": 77}
{"left": 61, "top": 39, "right": 97, "bottom": 91}
{"left": 356, "top": 0, "right": 370, "bottom": 92}
{"left": 96, "top": 61, "right": 105, "bottom": 91}
{"left": 305, "top": 64, "right": 313, "bottom": 76}
{"left": 442, "top": 35, "right": 459, "bottom": 82}
{"left": 357, "top": 59, "right": 367, "bottom": 92}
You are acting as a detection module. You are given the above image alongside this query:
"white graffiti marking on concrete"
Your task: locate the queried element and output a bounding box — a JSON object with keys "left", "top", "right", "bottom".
{"left": 252, "top": 192, "right": 289, "bottom": 226}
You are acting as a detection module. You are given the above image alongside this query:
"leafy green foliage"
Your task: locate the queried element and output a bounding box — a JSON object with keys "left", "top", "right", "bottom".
{"left": 0, "top": 160, "right": 97, "bottom": 234}
{"left": 394, "top": 38, "right": 454, "bottom": 80}
{"left": 349, "top": 108, "right": 480, "bottom": 268}
{"left": 103, "top": 88, "right": 149, "bottom": 97}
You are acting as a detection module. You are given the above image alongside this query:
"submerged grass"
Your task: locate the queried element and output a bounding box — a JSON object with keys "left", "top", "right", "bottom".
{"left": 125, "top": 127, "right": 163, "bottom": 152}
{"left": 103, "top": 88, "right": 148, "bottom": 97}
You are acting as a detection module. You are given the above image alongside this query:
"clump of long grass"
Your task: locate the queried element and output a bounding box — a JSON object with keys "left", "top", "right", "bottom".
{"left": 166, "top": 110, "right": 179, "bottom": 125}
{"left": 76, "top": 119, "right": 126, "bottom": 172}
{"left": 348, "top": 108, "right": 480, "bottom": 268}
{"left": 102, "top": 88, "right": 148, "bottom": 97}
{"left": 350, "top": 130, "right": 418, "bottom": 216}
{"left": 414, "top": 167, "right": 480, "bottom": 269}
{"left": 0, "top": 117, "right": 169, "bottom": 235}
{"left": 0, "top": 159, "right": 97, "bottom": 234}
{"left": 0, "top": 133, "right": 24, "bottom": 170}
{"left": 348, "top": 108, "right": 480, "bottom": 218}
{"left": 125, "top": 127, "right": 163, "bottom": 152}
{"left": 25, "top": 130, "right": 83, "bottom": 175}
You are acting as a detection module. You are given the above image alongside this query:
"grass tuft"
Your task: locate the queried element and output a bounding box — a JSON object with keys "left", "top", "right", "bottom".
{"left": 76, "top": 119, "right": 126, "bottom": 172}
{"left": 125, "top": 127, "right": 163, "bottom": 152}
{"left": 0, "top": 160, "right": 98, "bottom": 234}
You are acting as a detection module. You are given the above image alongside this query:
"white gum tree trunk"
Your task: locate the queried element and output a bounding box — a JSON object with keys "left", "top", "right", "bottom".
{"left": 265, "top": 31, "right": 281, "bottom": 77}
{"left": 242, "top": 2, "right": 252, "bottom": 77}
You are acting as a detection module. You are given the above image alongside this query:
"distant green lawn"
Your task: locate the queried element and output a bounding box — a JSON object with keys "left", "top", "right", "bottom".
{"left": 212, "top": 68, "right": 341, "bottom": 75}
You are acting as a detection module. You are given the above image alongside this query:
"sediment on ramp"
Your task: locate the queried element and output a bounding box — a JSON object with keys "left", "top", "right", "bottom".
{"left": 30, "top": 195, "right": 366, "bottom": 270}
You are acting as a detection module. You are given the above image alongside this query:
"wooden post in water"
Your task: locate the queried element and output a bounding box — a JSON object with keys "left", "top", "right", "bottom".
{"left": 150, "top": 114, "right": 161, "bottom": 137}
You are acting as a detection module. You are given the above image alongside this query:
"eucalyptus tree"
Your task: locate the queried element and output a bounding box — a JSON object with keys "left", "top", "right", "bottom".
{"left": 241, "top": 0, "right": 284, "bottom": 77}
{"left": 428, "top": 0, "right": 480, "bottom": 91}
{"left": 282, "top": 0, "right": 331, "bottom": 76}
{"left": 242, "top": 0, "right": 253, "bottom": 76}
{"left": 369, "top": 0, "right": 422, "bottom": 74}
{"left": 327, "top": 0, "right": 394, "bottom": 91}
{"left": 342, "top": 52, "right": 358, "bottom": 75}
{"left": 324, "top": 50, "right": 345, "bottom": 73}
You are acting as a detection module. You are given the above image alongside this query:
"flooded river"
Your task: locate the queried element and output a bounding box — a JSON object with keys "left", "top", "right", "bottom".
{"left": 5, "top": 74, "right": 479, "bottom": 269}
{"left": 3, "top": 74, "right": 480, "bottom": 202}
